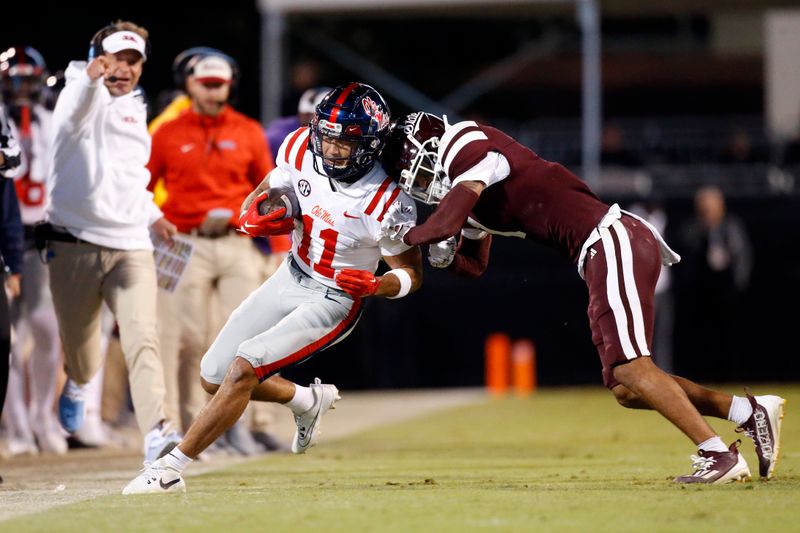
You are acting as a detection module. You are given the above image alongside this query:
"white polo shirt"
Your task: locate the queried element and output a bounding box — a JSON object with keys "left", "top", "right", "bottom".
{"left": 47, "top": 61, "right": 162, "bottom": 250}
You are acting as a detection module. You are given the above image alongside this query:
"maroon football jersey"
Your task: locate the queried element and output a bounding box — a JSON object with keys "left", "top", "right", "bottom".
{"left": 439, "top": 121, "right": 610, "bottom": 262}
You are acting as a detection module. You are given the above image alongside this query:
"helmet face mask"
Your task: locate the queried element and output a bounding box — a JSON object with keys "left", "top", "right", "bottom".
{"left": 309, "top": 83, "right": 390, "bottom": 182}
{"left": 397, "top": 134, "right": 452, "bottom": 204}
{"left": 383, "top": 112, "right": 450, "bottom": 205}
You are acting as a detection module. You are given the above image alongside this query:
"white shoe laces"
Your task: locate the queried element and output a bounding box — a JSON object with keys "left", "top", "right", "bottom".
{"left": 62, "top": 380, "right": 86, "bottom": 401}
{"left": 688, "top": 454, "right": 716, "bottom": 475}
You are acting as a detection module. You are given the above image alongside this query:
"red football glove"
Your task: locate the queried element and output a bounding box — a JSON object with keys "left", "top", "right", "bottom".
{"left": 238, "top": 192, "right": 295, "bottom": 236}
{"left": 335, "top": 269, "right": 380, "bottom": 298}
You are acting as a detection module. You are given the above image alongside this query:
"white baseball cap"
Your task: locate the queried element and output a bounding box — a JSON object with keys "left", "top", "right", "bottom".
{"left": 192, "top": 56, "right": 233, "bottom": 84}
{"left": 298, "top": 87, "right": 331, "bottom": 114}
{"left": 101, "top": 31, "right": 147, "bottom": 60}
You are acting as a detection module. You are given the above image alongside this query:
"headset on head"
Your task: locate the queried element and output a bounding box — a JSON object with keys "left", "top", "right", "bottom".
{"left": 88, "top": 23, "right": 152, "bottom": 61}
{"left": 172, "top": 46, "right": 240, "bottom": 100}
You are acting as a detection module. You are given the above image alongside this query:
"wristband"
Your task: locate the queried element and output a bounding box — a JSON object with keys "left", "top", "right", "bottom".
{"left": 385, "top": 268, "right": 412, "bottom": 299}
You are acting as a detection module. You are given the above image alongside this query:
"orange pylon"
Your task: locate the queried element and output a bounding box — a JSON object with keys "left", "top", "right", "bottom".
{"left": 511, "top": 339, "right": 536, "bottom": 395}
{"left": 485, "top": 333, "right": 511, "bottom": 395}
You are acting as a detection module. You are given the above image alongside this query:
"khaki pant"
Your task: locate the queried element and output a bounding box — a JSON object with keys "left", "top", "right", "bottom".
{"left": 158, "top": 233, "right": 265, "bottom": 432}
{"left": 48, "top": 241, "right": 166, "bottom": 433}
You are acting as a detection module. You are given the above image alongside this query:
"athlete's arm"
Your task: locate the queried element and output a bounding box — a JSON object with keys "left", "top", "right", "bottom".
{"left": 240, "top": 169, "right": 275, "bottom": 212}
{"left": 448, "top": 232, "right": 492, "bottom": 278}
{"left": 402, "top": 181, "right": 485, "bottom": 246}
{"left": 378, "top": 246, "right": 424, "bottom": 297}
{"left": 334, "top": 246, "right": 423, "bottom": 299}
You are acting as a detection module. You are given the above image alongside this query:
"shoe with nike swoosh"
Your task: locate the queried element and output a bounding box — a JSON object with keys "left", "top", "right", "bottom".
{"left": 291, "top": 378, "right": 340, "bottom": 454}
{"left": 122, "top": 456, "right": 186, "bottom": 495}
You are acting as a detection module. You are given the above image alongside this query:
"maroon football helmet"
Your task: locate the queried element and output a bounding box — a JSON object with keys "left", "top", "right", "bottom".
{"left": 382, "top": 112, "right": 450, "bottom": 204}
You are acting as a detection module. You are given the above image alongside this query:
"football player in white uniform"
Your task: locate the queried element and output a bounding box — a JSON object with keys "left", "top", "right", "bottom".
{"left": 123, "top": 83, "right": 422, "bottom": 494}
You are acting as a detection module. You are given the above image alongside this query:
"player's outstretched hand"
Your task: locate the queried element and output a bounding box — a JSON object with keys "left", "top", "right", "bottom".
{"left": 335, "top": 269, "right": 379, "bottom": 298}
{"left": 428, "top": 236, "right": 457, "bottom": 268}
{"left": 380, "top": 201, "right": 415, "bottom": 242}
{"left": 238, "top": 191, "right": 295, "bottom": 236}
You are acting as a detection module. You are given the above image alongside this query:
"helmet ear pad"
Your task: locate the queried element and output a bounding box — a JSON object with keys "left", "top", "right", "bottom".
{"left": 308, "top": 82, "right": 391, "bottom": 182}
{"left": 172, "top": 47, "right": 240, "bottom": 101}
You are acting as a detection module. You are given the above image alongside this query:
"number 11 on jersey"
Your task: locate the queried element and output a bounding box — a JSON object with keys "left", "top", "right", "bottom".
{"left": 297, "top": 215, "right": 339, "bottom": 278}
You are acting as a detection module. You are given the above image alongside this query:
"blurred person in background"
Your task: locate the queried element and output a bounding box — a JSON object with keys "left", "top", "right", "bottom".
{"left": 381, "top": 111, "right": 784, "bottom": 484}
{"left": 281, "top": 59, "right": 323, "bottom": 116}
{"left": 0, "top": 105, "right": 23, "bottom": 478}
{"left": 147, "top": 49, "right": 286, "bottom": 455}
{"left": 123, "top": 82, "right": 423, "bottom": 494}
{"left": 266, "top": 86, "right": 331, "bottom": 161}
{"left": 718, "top": 129, "right": 766, "bottom": 165}
{"left": 44, "top": 20, "right": 179, "bottom": 463}
{"left": 679, "top": 186, "right": 752, "bottom": 380}
{"left": 0, "top": 46, "right": 66, "bottom": 455}
{"left": 600, "top": 123, "right": 642, "bottom": 168}
{"left": 40, "top": 63, "right": 117, "bottom": 451}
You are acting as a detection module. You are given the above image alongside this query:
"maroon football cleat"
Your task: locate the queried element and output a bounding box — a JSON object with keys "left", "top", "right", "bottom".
{"left": 674, "top": 440, "right": 751, "bottom": 484}
{"left": 736, "top": 393, "right": 787, "bottom": 479}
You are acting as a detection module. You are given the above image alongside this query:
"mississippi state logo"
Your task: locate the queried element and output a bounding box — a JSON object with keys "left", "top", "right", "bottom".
{"left": 298, "top": 179, "right": 311, "bottom": 197}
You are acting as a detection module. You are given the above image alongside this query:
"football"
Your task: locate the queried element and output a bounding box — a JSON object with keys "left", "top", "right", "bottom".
{"left": 257, "top": 187, "right": 301, "bottom": 219}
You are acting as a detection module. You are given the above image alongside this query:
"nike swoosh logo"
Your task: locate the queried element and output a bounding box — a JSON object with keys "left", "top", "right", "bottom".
{"left": 180, "top": 143, "right": 195, "bottom": 153}
{"left": 160, "top": 477, "right": 181, "bottom": 490}
{"left": 243, "top": 222, "right": 259, "bottom": 228}
{"left": 343, "top": 212, "right": 359, "bottom": 219}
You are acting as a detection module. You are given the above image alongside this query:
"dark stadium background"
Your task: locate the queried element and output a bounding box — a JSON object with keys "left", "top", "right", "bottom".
{"left": 4, "top": 1, "right": 799, "bottom": 389}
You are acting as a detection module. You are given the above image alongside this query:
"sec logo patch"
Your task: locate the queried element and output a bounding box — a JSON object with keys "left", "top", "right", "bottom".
{"left": 298, "top": 179, "right": 311, "bottom": 197}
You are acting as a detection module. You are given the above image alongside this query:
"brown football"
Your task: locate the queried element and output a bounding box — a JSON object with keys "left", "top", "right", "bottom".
{"left": 257, "top": 187, "right": 301, "bottom": 219}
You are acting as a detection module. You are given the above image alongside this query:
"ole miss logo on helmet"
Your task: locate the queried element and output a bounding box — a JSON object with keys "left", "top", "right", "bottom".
{"left": 362, "top": 97, "right": 389, "bottom": 131}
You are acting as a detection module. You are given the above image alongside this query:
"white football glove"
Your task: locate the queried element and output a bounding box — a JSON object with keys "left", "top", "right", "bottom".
{"left": 380, "top": 201, "right": 415, "bottom": 241}
{"left": 428, "top": 236, "right": 457, "bottom": 268}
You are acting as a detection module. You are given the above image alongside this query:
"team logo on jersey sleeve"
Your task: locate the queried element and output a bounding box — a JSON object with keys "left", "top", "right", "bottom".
{"left": 298, "top": 179, "right": 311, "bottom": 197}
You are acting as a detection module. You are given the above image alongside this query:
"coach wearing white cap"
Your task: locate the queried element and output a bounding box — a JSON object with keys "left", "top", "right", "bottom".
{"left": 46, "top": 19, "right": 179, "bottom": 462}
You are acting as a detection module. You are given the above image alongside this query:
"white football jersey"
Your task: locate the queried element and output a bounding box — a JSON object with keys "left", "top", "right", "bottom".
{"left": 271, "top": 127, "right": 416, "bottom": 289}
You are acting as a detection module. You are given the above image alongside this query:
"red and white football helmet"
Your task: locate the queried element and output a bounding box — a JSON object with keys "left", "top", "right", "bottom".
{"left": 382, "top": 111, "right": 450, "bottom": 205}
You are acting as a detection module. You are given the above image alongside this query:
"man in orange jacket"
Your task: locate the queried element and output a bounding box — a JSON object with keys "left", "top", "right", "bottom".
{"left": 147, "top": 51, "right": 288, "bottom": 453}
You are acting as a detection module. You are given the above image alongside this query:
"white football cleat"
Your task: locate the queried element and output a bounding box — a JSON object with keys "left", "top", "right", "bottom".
{"left": 122, "top": 457, "right": 186, "bottom": 495}
{"left": 291, "top": 378, "right": 340, "bottom": 454}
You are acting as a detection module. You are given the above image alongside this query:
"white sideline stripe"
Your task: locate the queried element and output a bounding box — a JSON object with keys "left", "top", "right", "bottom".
{"left": 612, "top": 221, "right": 650, "bottom": 356}
{"left": 599, "top": 227, "right": 637, "bottom": 359}
{"left": 443, "top": 131, "right": 489, "bottom": 176}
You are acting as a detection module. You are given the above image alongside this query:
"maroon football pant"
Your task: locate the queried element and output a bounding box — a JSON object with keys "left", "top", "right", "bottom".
{"left": 582, "top": 216, "right": 662, "bottom": 388}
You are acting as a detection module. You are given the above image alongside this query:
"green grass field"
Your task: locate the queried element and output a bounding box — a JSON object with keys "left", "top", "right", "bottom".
{"left": 5, "top": 385, "right": 799, "bottom": 532}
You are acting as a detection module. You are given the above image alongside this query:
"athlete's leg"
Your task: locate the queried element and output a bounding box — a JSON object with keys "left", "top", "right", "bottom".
{"left": 613, "top": 358, "right": 716, "bottom": 444}
{"left": 612, "top": 375, "right": 731, "bottom": 418}
{"left": 587, "top": 219, "right": 718, "bottom": 446}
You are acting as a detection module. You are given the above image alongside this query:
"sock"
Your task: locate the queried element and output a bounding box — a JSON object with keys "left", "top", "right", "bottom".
{"left": 63, "top": 379, "right": 86, "bottom": 401}
{"left": 163, "top": 446, "right": 193, "bottom": 473}
{"left": 697, "top": 436, "right": 728, "bottom": 453}
{"left": 285, "top": 384, "right": 314, "bottom": 414}
{"left": 727, "top": 396, "right": 753, "bottom": 426}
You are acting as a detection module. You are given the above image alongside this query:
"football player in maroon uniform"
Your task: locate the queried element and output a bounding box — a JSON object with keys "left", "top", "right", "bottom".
{"left": 381, "top": 112, "right": 786, "bottom": 484}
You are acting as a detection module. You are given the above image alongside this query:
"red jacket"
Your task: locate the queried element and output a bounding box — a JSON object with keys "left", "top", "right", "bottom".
{"left": 148, "top": 106, "right": 273, "bottom": 233}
